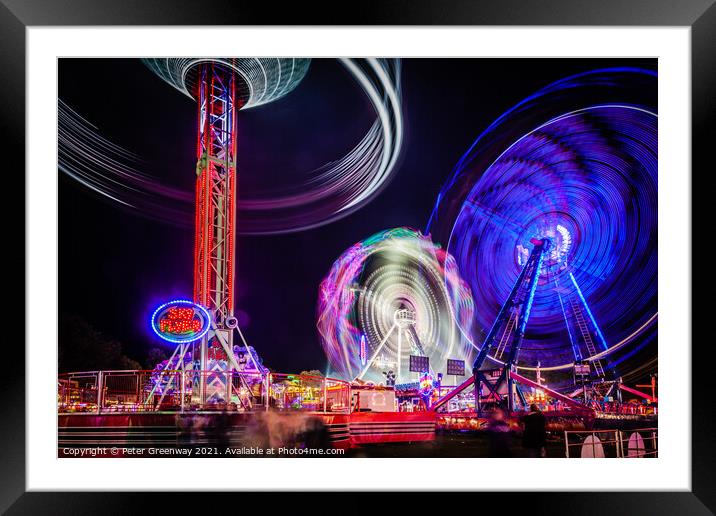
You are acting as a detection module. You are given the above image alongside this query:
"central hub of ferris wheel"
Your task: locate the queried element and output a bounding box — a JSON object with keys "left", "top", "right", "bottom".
{"left": 393, "top": 307, "right": 417, "bottom": 328}
{"left": 516, "top": 220, "right": 574, "bottom": 276}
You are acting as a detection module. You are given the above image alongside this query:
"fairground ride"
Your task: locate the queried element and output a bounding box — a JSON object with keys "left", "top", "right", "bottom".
{"left": 429, "top": 68, "right": 658, "bottom": 413}
{"left": 317, "top": 227, "right": 476, "bottom": 385}
{"left": 58, "top": 58, "right": 404, "bottom": 407}
{"left": 138, "top": 59, "right": 405, "bottom": 403}
{"left": 142, "top": 59, "right": 312, "bottom": 402}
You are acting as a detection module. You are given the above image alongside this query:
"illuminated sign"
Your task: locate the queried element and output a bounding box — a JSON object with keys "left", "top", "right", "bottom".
{"left": 574, "top": 363, "right": 591, "bottom": 376}
{"left": 409, "top": 355, "right": 429, "bottom": 373}
{"left": 151, "top": 300, "right": 211, "bottom": 343}
{"left": 359, "top": 334, "right": 367, "bottom": 366}
{"left": 446, "top": 359, "right": 465, "bottom": 376}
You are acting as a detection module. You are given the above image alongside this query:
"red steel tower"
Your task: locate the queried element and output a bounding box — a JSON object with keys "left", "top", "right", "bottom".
{"left": 193, "top": 62, "right": 242, "bottom": 390}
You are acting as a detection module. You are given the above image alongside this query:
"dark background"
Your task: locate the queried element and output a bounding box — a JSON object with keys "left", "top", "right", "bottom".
{"left": 58, "top": 58, "right": 656, "bottom": 373}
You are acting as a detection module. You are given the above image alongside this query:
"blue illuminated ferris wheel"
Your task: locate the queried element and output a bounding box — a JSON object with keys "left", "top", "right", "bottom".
{"left": 428, "top": 69, "right": 658, "bottom": 398}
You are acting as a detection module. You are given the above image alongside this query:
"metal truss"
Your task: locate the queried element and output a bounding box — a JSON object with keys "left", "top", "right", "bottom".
{"left": 434, "top": 236, "right": 617, "bottom": 413}
{"left": 192, "top": 62, "right": 241, "bottom": 401}
{"left": 356, "top": 308, "right": 430, "bottom": 382}
{"left": 194, "top": 61, "right": 239, "bottom": 327}
{"left": 471, "top": 238, "right": 548, "bottom": 411}
{"left": 464, "top": 236, "right": 614, "bottom": 412}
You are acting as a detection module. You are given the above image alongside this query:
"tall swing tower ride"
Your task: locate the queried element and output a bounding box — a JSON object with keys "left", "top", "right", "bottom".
{"left": 165, "top": 58, "right": 310, "bottom": 399}
{"left": 192, "top": 62, "right": 241, "bottom": 377}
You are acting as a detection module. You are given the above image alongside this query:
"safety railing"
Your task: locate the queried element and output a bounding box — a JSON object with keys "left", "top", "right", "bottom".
{"left": 266, "top": 373, "right": 351, "bottom": 413}
{"left": 564, "top": 428, "right": 658, "bottom": 458}
{"left": 618, "top": 427, "right": 658, "bottom": 458}
{"left": 58, "top": 370, "right": 351, "bottom": 415}
{"left": 58, "top": 372, "right": 101, "bottom": 412}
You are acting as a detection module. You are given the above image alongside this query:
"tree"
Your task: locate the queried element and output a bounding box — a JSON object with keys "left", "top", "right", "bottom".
{"left": 145, "top": 347, "right": 169, "bottom": 370}
{"left": 58, "top": 314, "right": 142, "bottom": 372}
{"left": 300, "top": 369, "right": 324, "bottom": 377}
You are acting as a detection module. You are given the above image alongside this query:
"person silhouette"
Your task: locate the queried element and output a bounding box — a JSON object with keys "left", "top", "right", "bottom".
{"left": 521, "top": 403, "right": 547, "bottom": 457}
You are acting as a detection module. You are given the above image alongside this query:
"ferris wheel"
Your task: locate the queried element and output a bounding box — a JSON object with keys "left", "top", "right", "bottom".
{"left": 427, "top": 68, "right": 658, "bottom": 395}
{"left": 317, "top": 228, "right": 475, "bottom": 385}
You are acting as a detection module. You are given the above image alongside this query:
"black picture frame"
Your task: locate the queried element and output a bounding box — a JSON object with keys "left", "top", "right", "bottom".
{"left": 2, "top": 0, "right": 711, "bottom": 513}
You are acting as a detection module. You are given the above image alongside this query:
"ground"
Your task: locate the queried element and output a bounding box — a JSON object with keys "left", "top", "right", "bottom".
{"left": 345, "top": 432, "right": 566, "bottom": 458}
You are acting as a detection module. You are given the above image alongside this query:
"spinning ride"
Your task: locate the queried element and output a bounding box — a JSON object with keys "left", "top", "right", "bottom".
{"left": 317, "top": 228, "right": 475, "bottom": 385}
{"left": 428, "top": 69, "right": 658, "bottom": 407}
{"left": 142, "top": 59, "right": 311, "bottom": 402}
{"left": 60, "top": 59, "right": 403, "bottom": 233}
{"left": 59, "top": 57, "right": 405, "bottom": 406}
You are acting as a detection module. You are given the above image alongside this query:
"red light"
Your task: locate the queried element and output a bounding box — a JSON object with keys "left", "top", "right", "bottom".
{"left": 158, "top": 307, "right": 202, "bottom": 335}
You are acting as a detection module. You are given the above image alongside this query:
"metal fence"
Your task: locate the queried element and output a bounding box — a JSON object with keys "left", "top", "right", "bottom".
{"left": 58, "top": 370, "right": 351, "bottom": 414}
{"left": 619, "top": 427, "right": 658, "bottom": 458}
{"left": 266, "top": 373, "right": 351, "bottom": 413}
{"left": 564, "top": 428, "right": 658, "bottom": 458}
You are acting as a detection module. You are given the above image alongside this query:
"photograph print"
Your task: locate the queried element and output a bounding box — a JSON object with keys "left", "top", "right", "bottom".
{"left": 58, "top": 57, "right": 657, "bottom": 459}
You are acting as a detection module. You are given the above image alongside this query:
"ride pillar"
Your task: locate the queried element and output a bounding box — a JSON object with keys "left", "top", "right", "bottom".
{"left": 193, "top": 62, "right": 240, "bottom": 403}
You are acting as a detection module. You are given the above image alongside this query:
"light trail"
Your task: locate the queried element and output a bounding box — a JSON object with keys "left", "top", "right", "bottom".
{"left": 59, "top": 58, "right": 404, "bottom": 234}
{"left": 428, "top": 69, "right": 658, "bottom": 376}
{"left": 317, "top": 228, "right": 475, "bottom": 384}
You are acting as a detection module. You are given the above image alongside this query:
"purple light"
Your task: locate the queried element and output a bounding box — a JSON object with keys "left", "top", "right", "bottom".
{"left": 428, "top": 69, "right": 657, "bottom": 373}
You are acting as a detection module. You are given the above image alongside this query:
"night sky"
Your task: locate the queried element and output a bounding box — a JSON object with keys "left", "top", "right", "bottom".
{"left": 58, "top": 58, "right": 656, "bottom": 373}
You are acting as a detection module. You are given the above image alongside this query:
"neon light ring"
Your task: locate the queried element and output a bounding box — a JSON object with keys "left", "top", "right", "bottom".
{"left": 427, "top": 68, "right": 657, "bottom": 384}
{"left": 151, "top": 300, "right": 211, "bottom": 344}
{"left": 317, "top": 228, "right": 476, "bottom": 385}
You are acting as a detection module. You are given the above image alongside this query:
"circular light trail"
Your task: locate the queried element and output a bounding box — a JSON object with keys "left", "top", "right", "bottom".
{"left": 58, "top": 100, "right": 194, "bottom": 227}
{"left": 427, "top": 69, "right": 657, "bottom": 373}
{"left": 59, "top": 58, "right": 403, "bottom": 234}
{"left": 317, "top": 228, "right": 475, "bottom": 384}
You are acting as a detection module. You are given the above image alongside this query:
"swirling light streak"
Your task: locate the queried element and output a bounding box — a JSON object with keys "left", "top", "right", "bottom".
{"left": 317, "top": 228, "right": 475, "bottom": 384}
{"left": 428, "top": 69, "right": 657, "bottom": 375}
{"left": 58, "top": 100, "right": 193, "bottom": 226}
{"left": 58, "top": 58, "right": 403, "bottom": 234}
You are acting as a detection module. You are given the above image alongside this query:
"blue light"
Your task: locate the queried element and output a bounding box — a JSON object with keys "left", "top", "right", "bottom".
{"left": 151, "top": 299, "right": 211, "bottom": 344}
{"left": 569, "top": 272, "right": 609, "bottom": 352}
{"left": 556, "top": 279, "right": 581, "bottom": 361}
{"left": 427, "top": 68, "right": 657, "bottom": 373}
{"left": 517, "top": 246, "right": 545, "bottom": 337}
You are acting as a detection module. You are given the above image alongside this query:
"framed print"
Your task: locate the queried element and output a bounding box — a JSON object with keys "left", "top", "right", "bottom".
{"left": 2, "top": 0, "right": 713, "bottom": 512}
